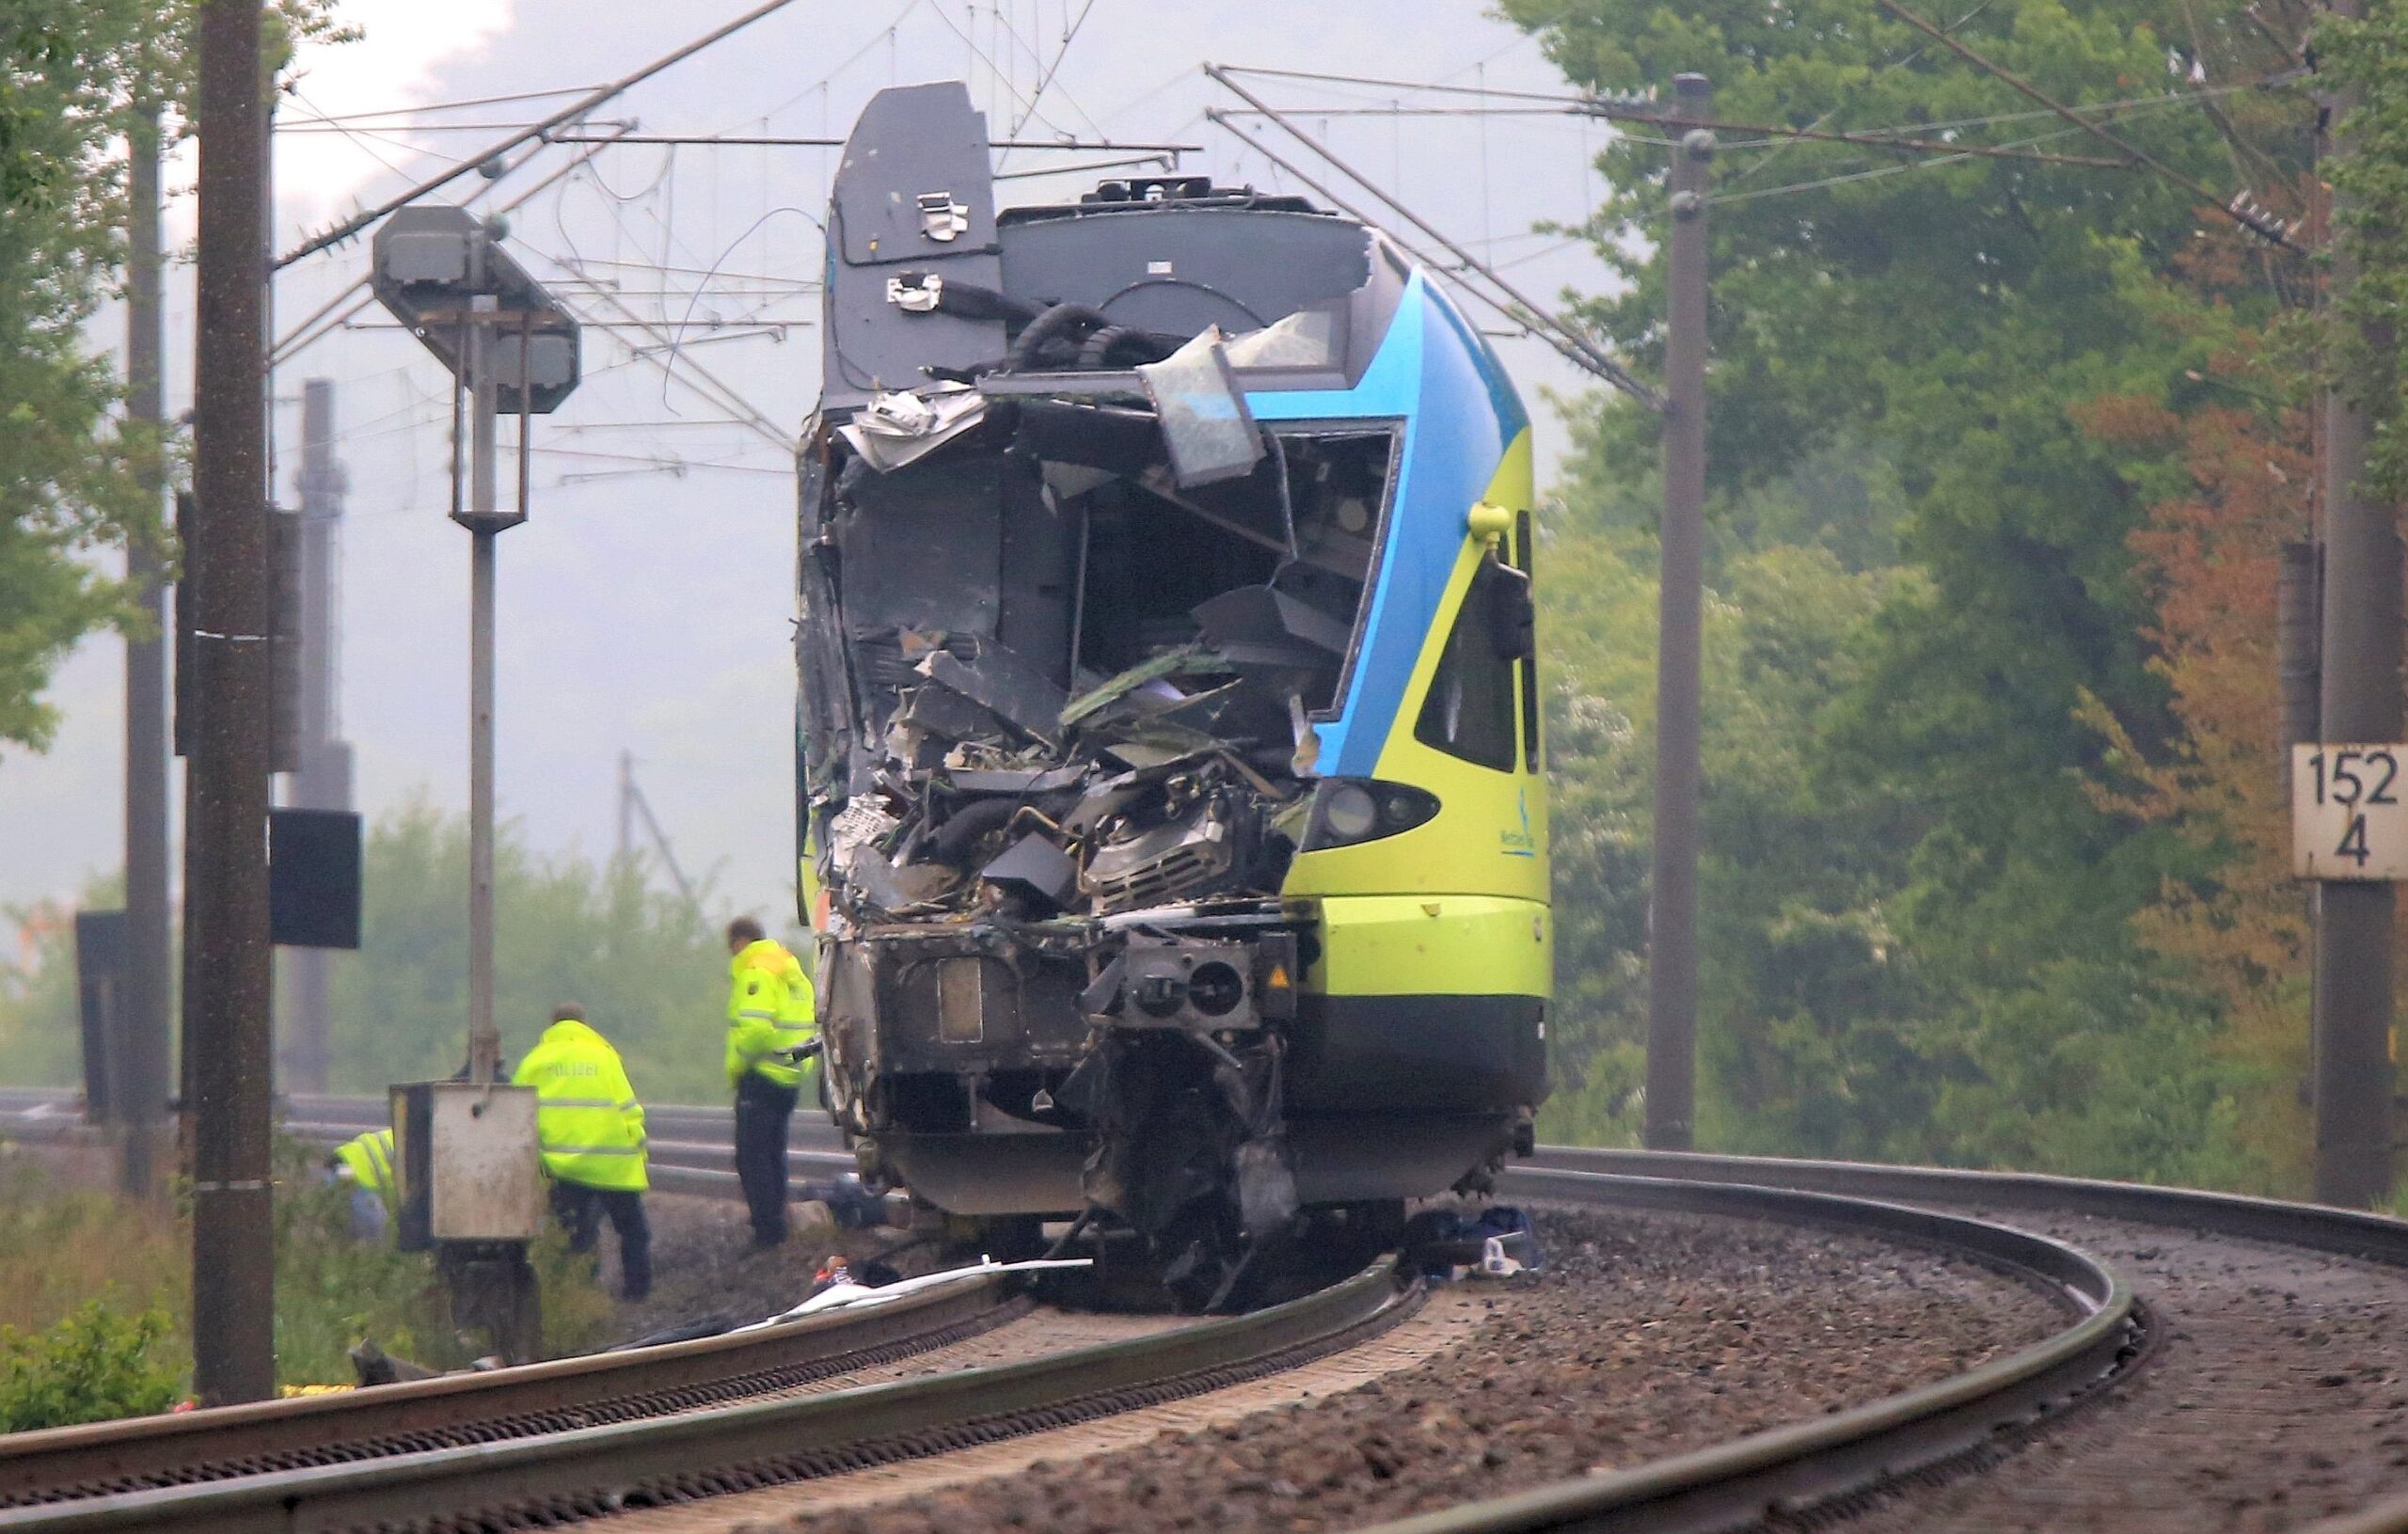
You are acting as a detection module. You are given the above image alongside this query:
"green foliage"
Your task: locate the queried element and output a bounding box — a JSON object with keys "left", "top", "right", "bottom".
{"left": 0, "top": 0, "right": 357, "bottom": 756}
{"left": 328, "top": 799, "right": 753, "bottom": 1105}
{"left": 0, "top": 1161, "right": 183, "bottom": 1345}
{"left": 1537, "top": 471, "right": 1936, "bottom": 1156}
{"left": 0, "top": 1302, "right": 180, "bottom": 1431}
{"left": 2324, "top": 3, "right": 2408, "bottom": 504}
{"left": 0, "top": 904, "right": 86, "bottom": 1087}
{"left": 0, "top": 0, "right": 172, "bottom": 753}
{"left": 528, "top": 1226, "right": 618, "bottom": 1359}
{"left": 268, "top": 1136, "right": 447, "bottom": 1384}
{"left": 1509, "top": 0, "right": 2286, "bottom": 1182}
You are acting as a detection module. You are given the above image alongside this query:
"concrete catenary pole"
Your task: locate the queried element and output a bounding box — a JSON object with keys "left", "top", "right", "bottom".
{"left": 465, "top": 255, "right": 502, "bottom": 1086}
{"left": 277, "top": 380, "right": 353, "bottom": 1094}
{"left": 120, "top": 103, "right": 171, "bottom": 1202}
{"left": 1645, "top": 73, "right": 1712, "bottom": 1152}
{"left": 186, "top": 0, "right": 277, "bottom": 1404}
{"left": 2312, "top": 0, "right": 2399, "bottom": 1209}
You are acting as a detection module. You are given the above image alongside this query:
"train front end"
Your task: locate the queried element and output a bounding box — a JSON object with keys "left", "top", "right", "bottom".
{"left": 797, "top": 83, "right": 1548, "bottom": 1298}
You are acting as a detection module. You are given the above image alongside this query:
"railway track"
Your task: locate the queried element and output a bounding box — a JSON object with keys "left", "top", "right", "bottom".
{"left": 0, "top": 1099, "right": 2133, "bottom": 1534}
{"left": 12, "top": 1092, "right": 2408, "bottom": 1530}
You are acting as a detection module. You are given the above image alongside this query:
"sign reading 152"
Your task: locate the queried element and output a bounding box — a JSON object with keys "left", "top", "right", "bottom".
{"left": 2293, "top": 745, "right": 2408, "bottom": 880}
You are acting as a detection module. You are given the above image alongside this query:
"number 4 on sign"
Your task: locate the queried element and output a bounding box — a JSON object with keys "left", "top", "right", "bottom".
{"left": 2293, "top": 744, "right": 2408, "bottom": 880}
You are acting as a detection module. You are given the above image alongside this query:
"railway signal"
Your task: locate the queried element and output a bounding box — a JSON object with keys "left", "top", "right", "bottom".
{"left": 370, "top": 208, "right": 578, "bottom": 1359}
{"left": 369, "top": 205, "right": 579, "bottom": 1087}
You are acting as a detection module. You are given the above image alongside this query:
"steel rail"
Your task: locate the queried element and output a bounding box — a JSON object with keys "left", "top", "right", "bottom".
{"left": 0, "top": 1261, "right": 1420, "bottom": 1533}
{"left": 1363, "top": 1148, "right": 2408, "bottom": 1534}
{"left": 0, "top": 1115, "right": 2142, "bottom": 1534}
{"left": 1520, "top": 1146, "right": 2408, "bottom": 1267}
{"left": 33, "top": 1089, "right": 2408, "bottom": 1265}
{"left": 1344, "top": 1167, "right": 2137, "bottom": 1534}
{"left": 0, "top": 1276, "right": 1016, "bottom": 1511}
{"left": 54, "top": 1094, "right": 2408, "bottom": 1534}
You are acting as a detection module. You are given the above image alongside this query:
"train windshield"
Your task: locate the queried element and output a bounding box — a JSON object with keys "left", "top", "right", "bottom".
{"left": 799, "top": 392, "right": 1398, "bottom": 924}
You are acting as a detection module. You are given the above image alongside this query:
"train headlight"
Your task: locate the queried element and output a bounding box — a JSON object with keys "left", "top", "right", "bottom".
{"left": 1322, "top": 783, "right": 1380, "bottom": 842}
{"left": 1302, "top": 779, "right": 1441, "bottom": 850}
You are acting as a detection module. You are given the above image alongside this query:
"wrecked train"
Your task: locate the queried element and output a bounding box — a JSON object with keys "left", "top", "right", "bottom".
{"left": 795, "top": 83, "right": 1548, "bottom": 1299}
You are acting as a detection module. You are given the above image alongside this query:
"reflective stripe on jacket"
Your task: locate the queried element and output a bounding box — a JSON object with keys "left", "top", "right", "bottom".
{"left": 726, "top": 937, "right": 816, "bottom": 1088}
{"left": 334, "top": 1129, "right": 396, "bottom": 1197}
{"left": 512, "top": 1018, "right": 649, "bottom": 1192}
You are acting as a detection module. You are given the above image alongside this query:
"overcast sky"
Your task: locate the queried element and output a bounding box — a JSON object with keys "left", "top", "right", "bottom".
{"left": 0, "top": 0, "right": 1628, "bottom": 943}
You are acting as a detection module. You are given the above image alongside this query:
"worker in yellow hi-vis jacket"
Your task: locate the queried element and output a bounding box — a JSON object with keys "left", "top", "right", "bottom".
{"left": 724, "top": 916, "right": 816, "bottom": 1248}
{"left": 326, "top": 1128, "right": 396, "bottom": 1241}
{"left": 514, "top": 1004, "right": 651, "bottom": 1299}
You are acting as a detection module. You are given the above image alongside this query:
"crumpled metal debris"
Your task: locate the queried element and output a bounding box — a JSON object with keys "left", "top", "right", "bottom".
{"left": 838, "top": 385, "right": 990, "bottom": 471}
{"left": 733, "top": 1257, "right": 1094, "bottom": 1330}
{"left": 1401, "top": 1206, "right": 1545, "bottom": 1282}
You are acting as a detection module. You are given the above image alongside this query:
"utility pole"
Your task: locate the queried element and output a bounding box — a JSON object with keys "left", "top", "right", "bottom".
{"left": 2311, "top": 0, "right": 2398, "bottom": 1209}
{"left": 186, "top": 0, "right": 276, "bottom": 1405}
{"left": 617, "top": 751, "right": 705, "bottom": 916}
{"left": 1644, "top": 73, "right": 1712, "bottom": 1153}
{"left": 277, "top": 379, "right": 352, "bottom": 1094}
{"left": 617, "top": 750, "right": 635, "bottom": 866}
{"left": 120, "top": 103, "right": 170, "bottom": 1202}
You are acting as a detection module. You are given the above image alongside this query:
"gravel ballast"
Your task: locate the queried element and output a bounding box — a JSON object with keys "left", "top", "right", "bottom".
{"left": 604, "top": 1193, "right": 904, "bottom": 1344}
{"left": 741, "top": 1201, "right": 2067, "bottom": 1534}
{"left": 1831, "top": 1208, "right": 2408, "bottom": 1533}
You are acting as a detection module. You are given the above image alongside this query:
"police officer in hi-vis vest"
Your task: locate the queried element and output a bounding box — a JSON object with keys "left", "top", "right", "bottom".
{"left": 514, "top": 1004, "right": 651, "bottom": 1300}
{"left": 723, "top": 917, "right": 817, "bottom": 1248}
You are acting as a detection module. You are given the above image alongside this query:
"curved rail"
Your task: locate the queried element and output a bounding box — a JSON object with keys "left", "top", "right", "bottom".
{"left": 0, "top": 1275, "right": 1017, "bottom": 1510}
{"left": 1356, "top": 1148, "right": 2408, "bottom": 1534}
{"left": 0, "top": 1259, "right": 1420, "bottom": 1533}
{"left": 1524, "top": 1146, "right": 2408, "bottom": 1267}
{"left": 40, "top": 1096, "right": 2398, "bottom": 1532}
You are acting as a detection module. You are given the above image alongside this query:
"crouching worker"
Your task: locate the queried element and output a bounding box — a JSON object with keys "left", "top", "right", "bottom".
{"left": 327, "top": 1128, "right": 396, "bottom": 1241}
{"left": 514, "top": 1004, "right": 652, "bottom": 1301}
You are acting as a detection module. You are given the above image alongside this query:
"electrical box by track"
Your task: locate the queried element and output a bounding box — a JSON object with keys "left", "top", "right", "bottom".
{"left": 390, "top": 1081, "right": 544, "bottom": 1250}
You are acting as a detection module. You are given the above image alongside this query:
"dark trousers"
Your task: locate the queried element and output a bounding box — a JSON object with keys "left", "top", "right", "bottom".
{"left": 735, "top": 1071, "right": 799, "bottom": 1244}
{"left": 549, "top": 1180, "right": 652, "bottom": 1300}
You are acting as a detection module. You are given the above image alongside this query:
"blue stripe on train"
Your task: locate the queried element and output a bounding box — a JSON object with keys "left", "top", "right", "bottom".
{"left": 1248, "top": 275, "right": 1525, "bottom": 777}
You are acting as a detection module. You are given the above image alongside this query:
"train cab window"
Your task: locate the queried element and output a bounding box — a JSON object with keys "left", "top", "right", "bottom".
{"left": 1415, "top": 555, "right": 1526, "bottom": 772}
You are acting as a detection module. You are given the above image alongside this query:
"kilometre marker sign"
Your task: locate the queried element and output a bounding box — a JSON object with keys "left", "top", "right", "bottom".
{"left": 2294, "top": 744, "right": 2408, "bottom": 879}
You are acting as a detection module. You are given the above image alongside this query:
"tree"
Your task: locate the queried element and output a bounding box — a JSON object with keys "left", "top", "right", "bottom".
{"left": 327, "top": 801, "right": 765, "bottom": 1105}
{"left": 1507, "top": 0, "right": 2306, "bottom": 1181}
{"left": 0, "top": 0, "right": 354, "bottom": 753}
{"left": 0, "top": 1, "right": 162, "bottom": 750}
{"left": 0, "top": 900, "right": 87, "bottom": 1087}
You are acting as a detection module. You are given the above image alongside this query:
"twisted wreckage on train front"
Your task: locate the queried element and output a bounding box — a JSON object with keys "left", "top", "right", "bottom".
{"left": 797, "top": 83, "right": 1552, "bottom": 1303}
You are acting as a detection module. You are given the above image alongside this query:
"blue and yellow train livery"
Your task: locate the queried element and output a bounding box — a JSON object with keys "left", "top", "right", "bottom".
{"left": 795, "top": 83, "right": 1547, "bottom": 1300}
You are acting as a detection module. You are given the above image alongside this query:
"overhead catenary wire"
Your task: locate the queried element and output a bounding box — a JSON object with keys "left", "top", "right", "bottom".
{"left": 278, "top": 0, "right": 809, "bottom": 269}
{"left": 1211, "top": 103, "right": 2131, "bottom": 168}
{"left": 1706, "top": 119, "right": 2124, "bottom": 204}
{"left": 1212, "top": 61, "right": 2283, "bottom": 136}
{"left": 1873, "top": 0, "right": 2302, "bottom": 247}
{"left": 271, "top": 125, "right": 638, "bottom": 366}
{"left": 1204, "top": 68, "right": 1658, "bottom": 408}
{"left": 1204, "top": 105, "right": 1658, "bottom": 410}
{"left": 1006, "top": 0, "right": 1098, "bottom": 141}
{"left": 538, "top": 132, "right": 1202, "bottom": 150}
{"left": 995, "top": 152, "right": 1179, "bottom": 182}
{"left": 532, "top": 260, "right": 795, "bottom": 450}
{"left": 926, "top": 0, "right": 1069, "bottom": 139}
{"left": 1723, "top": 0, "right": 1998, "bottom": 193}
{"left": 291, "top": 85, "right": 609, "bottom": 125}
